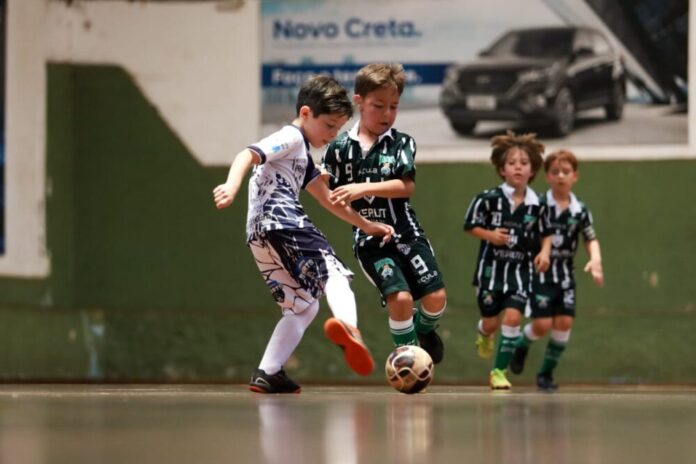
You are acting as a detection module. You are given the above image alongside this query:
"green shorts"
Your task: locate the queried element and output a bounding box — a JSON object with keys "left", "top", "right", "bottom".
{"left": 355, "top": 236, "right": 445, "bottom": 304}
{"left": 531, "top": 283, "right": 576, "bottom": 318}
{"left": 477, "top": 288, "right": 528, "bottom": 318}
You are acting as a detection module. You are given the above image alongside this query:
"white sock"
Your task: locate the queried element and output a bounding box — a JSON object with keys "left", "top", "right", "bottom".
{"left": 551, "top": 329, "right": 571, "bottom": 344}
{"left": 324, "top": 274, "right": 358, "bottom": 327}
{"left": 258, "top": 300, "right": 320, "bottom": 374}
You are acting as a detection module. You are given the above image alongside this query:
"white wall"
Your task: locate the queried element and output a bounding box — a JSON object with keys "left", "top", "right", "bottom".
{"left": 0, "top": 0, "right": 260, "bottom": 277}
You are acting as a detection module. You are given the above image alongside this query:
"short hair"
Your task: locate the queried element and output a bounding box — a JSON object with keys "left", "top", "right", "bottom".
{"left": 296, "top": 75, "right": 353, "bottom": 118}
{"left": 544, "top": 149, "right": 578, "bottom": 172}
{"left": 490, "top": 130, "right": 545, "bottom": 181}
{"left": 354, "top": 63, "right": 406, "bottom": 97}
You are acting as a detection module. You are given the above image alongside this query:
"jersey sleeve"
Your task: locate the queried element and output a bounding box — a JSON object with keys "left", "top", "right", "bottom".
{"left": 394, "top": 135, "right": 416, "bottom": 180}
{"left": 321, "top": 141, "right": 340, "bottom": 188}
{"left": 463, "top": 193, "right": 488, "bottom": 231}
{"left": 301, "top": 154, "right": 321, "bottom": 189}
{"left": 248, "top": 127, "right": 303, "bottom": 165}
{"left": 538, "top": 203, "right": 553, "bottom": 237}
{"left": 580, "top": 206, "right": 597, "bottom": 241}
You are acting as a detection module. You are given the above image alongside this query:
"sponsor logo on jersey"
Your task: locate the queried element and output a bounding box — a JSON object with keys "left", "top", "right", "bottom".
{"left": 359, "top": 207, "right": 387, "bottom": 219}
{"left": 379, "top": 155, "right": 396, "bottom": 177}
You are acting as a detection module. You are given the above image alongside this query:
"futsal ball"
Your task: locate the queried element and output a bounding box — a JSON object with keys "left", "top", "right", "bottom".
{"left": 385, "top": 345, "right": 434, "bottom": 394}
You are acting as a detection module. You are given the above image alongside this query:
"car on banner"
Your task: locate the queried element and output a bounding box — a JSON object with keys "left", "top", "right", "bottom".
{"left": 439, "top": 26, "right": 626, "bottom": 137}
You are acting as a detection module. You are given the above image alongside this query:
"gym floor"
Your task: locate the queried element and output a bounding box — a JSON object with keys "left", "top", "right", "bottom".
{"left": 1, "top": 384, "right": 694, "bottom": 464}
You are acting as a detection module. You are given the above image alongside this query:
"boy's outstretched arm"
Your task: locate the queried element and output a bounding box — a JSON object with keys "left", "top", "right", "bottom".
{"left": 306, "top": 177, "right": 394, "bottom": 243}
{"left": 329, "top": 178, "right": 415, "bottom": 205}
{"left": 212, "top": 149, "right": 260, "bottom": 209}
{"left": 583, "top": 239, "right": 604, "bottom": 287}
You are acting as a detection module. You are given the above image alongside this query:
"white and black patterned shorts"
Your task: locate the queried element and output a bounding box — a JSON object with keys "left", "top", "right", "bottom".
{"left": 248, "top": 228, "right": 353, "bottom": 313}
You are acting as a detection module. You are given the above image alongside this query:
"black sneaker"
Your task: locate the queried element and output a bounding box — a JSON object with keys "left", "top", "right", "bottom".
{"left": 510, "top": 346, "right": 529, "bottom": 375}
{"left": 417, "top": 328, "right": 444, "bottom": 364}
{"left": 536, "top": 372, "right": 559, "bottom": 392}
{"left": 249, "top": 368, "right": 301, "bottom": 394}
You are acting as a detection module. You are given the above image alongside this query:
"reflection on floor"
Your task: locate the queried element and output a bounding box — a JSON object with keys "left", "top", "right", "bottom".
{"left": 0, "top": 385, "right": 694, "bottom": 464}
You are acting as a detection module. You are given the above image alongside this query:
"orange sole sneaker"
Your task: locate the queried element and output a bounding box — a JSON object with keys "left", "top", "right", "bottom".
{"left": 323, "top": 318, "right": 375, "bottom": 376}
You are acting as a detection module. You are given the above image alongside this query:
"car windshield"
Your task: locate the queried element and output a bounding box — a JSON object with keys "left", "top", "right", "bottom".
{"left": 485, "top": 29, "right": 573, "bottom": 58}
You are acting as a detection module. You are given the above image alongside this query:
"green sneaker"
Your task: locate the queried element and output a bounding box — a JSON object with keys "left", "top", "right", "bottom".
{"left": 476, "top": 333, "right": 495, "bottom": 359}
{"left": 489, "top": 368, "right": 511, "bottom": 390}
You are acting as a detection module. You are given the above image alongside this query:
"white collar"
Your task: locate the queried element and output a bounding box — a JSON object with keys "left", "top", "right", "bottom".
{"left": 347, "top": 121, "right": 394, "bottom": 144}
{"left": 500, "top": 182, "right": 539, "bottom": 206}
{"left": 546, "top": 190, "right": 582, "bottom": 215}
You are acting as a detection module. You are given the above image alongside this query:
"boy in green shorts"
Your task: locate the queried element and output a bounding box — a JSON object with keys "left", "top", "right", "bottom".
{"left": 464, "top": 131, "right": 552, "bottom": 389}
{"left": 322, "top": 63, "right": 447, "bottom": 363}
{"left": 509, "top": 149, "right": 603, "bottom": 391}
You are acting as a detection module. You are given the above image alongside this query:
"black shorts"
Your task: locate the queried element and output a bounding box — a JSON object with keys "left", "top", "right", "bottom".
{"left": 355, "top": 236, "right": 445, "bottom": 304}
{"left": 476, "top": 288, "right": 528, "bottom": 318}
{"left": 530, "top": 283, "right": 576, "bottom": 318}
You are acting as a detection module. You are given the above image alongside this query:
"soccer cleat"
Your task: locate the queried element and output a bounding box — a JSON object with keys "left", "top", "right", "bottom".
{"left": 537, "top": 372, "right": 559, "bottom": 391}
{"left": 489, "top": 368, "right": 512, "bottom": 390}
{"left": 476, "top": 333, "right": 495, "bottom": 359}
{"left": 324, "top": 318, "right": 375, "bottom": 376}
{"left": 248, "top": 368, "right": 301, "bottom": 394}
{"left": 417, "top": 327, "right": 444, "bottom": 364}
{"left": 510, "top": 345, "right": 529, "bottom": 375}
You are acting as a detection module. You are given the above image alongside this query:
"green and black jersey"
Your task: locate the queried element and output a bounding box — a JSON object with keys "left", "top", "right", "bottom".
{"left": 537, "top": 190, "right": 597, "bottom": 287}
{"left": 464, "top": 184, "right": 546, "bottom": 294}
{"left": 322, "top": 124, "right": 425, "bottom": 250}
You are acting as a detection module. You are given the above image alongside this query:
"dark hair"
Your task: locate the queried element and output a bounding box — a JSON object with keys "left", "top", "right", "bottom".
{"left": 490, "top": 130, "right": 545, "bottom": 181}
{"left": 296, "top": 75, "right": 353, "bottom": 118}
{"left": 544, "top": 149, "right": 578, "bottom": 172}
{"left": 354, "top": 63, "right": 406, "bottom": 97}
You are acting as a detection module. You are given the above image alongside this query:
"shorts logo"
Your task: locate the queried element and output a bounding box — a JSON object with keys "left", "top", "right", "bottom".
{"left": 267, "top": 279, "right": 285, "bottom": 303}
{"left": 481, "top": 290, "right": 494, "bottom": 306}
{"left": 374, "top": 258, "right": 395, "bottom": 280}
{"left": 396, "top": 243, "right": 411, "bottom": 255}
{"left": 563, "top": 289, "right": 575, "bottom": 306}
{"left": 535, "top": 294, "right": 550, "bottom": 309}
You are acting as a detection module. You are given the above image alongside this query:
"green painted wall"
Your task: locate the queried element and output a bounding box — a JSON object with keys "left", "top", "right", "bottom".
{"left": 0, "top": 64, "right": 694, "bottom": 383}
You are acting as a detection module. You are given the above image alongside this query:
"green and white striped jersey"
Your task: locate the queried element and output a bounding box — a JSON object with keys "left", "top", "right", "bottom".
{"left": 322, "top": 123, "right": 425, "bottom": 250}
{"left": 537, "top": 190, "right": 597, "bottom": 287}
{"left": 464, "top": 184, "right": 545, "bottom": 294}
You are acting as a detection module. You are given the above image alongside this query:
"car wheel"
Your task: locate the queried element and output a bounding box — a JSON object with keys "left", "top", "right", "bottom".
{"left": 549, "top": 86, "right": 575, "bottom": 137}
{"left": 605, "top": 81, "right": 624, "bottom": 120}
{"left": 449, "top": 120, "right": 477, "bottom": 135}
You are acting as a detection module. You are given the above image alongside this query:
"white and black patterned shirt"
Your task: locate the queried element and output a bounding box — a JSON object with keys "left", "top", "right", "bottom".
{"left": 245, "top": 125, "right": 320, "bottom": 241}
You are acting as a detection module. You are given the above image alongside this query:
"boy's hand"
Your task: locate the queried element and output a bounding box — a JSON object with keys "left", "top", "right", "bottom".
{"left": 487, "top": 228, "right": 510, "bottom": 246}
{"left": 584, "top": 259, "right": 604, "bottom": 287}
{"left": 362, "top": 222, "right": 395, "bottom": 246}
{"left": 330, "top": 184, "right": 366, "bottom": 206}
{"left": 213, "top": 184, "right": 235, "bottom": 209}
{"left": 534, "top": 251, "right": 550, "bottom": 273}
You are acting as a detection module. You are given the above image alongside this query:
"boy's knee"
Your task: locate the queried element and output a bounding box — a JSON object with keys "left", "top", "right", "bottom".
{"left": 422, "top": 288, "right": 447, "bottom": 311}
{"left": 532, "top": 318, "right": 553, "bottom": 334}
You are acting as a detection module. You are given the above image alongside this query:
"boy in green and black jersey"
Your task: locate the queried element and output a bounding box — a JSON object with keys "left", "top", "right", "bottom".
{"left": 509, "top": 149, "right": 603, "bottom": 391}
{"left": 322, "top": 63, "right": 447, "bottom": 364}
{"left": 464, "top": 131, "right": 552, "bottom": 390}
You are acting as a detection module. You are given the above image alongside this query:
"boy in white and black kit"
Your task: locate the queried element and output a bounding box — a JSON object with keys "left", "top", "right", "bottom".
{"left": 213, "top": 76, "right": 394, "bottom": 393}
